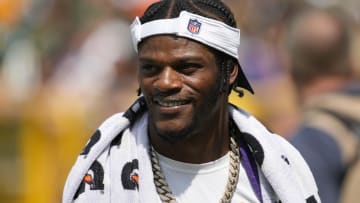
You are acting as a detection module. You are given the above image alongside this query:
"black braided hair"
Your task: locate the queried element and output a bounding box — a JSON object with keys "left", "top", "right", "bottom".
{"left": 138, "top": 0, "right": 242, "bottom": 95}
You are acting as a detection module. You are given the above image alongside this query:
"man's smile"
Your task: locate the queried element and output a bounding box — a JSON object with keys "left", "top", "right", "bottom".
{"left": 154, "top": 98, "right": 191, "bottom": 108}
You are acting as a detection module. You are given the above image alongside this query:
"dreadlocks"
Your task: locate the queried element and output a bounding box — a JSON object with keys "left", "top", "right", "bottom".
{"left": 140, "top": 0, "right": 237, "bottom": 27}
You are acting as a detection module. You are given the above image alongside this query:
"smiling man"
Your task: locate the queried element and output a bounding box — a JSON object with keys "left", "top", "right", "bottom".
{"left": 62, "top": 1, "right": 320, "bottom": 203}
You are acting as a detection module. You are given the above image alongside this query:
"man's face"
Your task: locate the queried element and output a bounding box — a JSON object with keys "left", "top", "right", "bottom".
{"left": 138, "top": 35, "right": 227, "bottom": 142}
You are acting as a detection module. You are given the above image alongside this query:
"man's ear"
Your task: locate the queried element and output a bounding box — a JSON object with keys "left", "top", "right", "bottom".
{"left": 229, "top": 62, "right": 238, "bottom": 86}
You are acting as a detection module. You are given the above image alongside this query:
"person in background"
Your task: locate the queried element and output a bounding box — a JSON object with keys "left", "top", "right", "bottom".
{"left": 4, "top": 1, "right": 139, "bottom": 202}
{"left": 63, "top": 1, "right": 320, "bottom": 202}
{"left": 287, "top": 7, "right": 360, "bottom": 203}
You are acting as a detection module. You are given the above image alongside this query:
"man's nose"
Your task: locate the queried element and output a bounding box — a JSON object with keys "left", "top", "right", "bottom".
{"left": 154, "top": 66, "right": 182, "bottom": 92}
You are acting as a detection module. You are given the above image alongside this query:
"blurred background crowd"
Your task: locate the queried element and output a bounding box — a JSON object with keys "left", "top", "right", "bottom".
{"left": 0, "top": 0, "right": 359, "bottom": 202}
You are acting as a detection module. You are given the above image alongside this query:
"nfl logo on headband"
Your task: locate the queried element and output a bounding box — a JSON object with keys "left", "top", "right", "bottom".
{"left": 187, "top": 19, "right": 201, "bottom": 34}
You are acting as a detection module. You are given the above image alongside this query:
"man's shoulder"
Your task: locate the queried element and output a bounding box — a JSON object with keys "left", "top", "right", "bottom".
{"left": 290, "top": 126, "right": 342, "bottom": 162}
{"left": 290, "top": 126, "right": 336, "bottom": 145}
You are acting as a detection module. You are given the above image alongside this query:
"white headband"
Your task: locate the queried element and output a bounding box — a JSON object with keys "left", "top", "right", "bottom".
{"left": 130, "top": 11, "right": 241, "bottom": 60}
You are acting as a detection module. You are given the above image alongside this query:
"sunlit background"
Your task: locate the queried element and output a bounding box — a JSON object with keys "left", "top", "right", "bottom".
{"left": 0, "top": 0, "right": 359, "bottom": 202}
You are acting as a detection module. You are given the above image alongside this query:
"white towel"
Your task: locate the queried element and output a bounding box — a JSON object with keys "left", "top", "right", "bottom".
{"left": 62, "top": 98, "right": 321, "bottom": 203}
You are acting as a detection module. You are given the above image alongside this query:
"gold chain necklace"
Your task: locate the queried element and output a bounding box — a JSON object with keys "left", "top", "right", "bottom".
{"left": 149, "top": 135, "right": 240, "bottom": 203}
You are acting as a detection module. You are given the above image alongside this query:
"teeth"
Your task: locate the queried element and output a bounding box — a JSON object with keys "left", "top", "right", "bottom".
{"left": 157, "top": 100, "right": 187, "bottom": 107}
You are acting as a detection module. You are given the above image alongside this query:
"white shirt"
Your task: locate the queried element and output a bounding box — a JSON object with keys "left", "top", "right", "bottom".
{"left": 156, "top": 151, "right": 280, "bottom": 203}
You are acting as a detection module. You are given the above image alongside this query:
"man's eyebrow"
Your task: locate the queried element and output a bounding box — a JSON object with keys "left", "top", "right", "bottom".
{"left": 177, "top": 57, "right": 204, "bottom": 62}
{"left": 138, "top": 57, "right": 158, "bottom": 63}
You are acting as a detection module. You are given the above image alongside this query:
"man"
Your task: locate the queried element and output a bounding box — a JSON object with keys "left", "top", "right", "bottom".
{"left": 63, "top": 1, "right": 320, "bottom": 202}
{"left": 287, "top": 8, "right": 360, "bottom": 203}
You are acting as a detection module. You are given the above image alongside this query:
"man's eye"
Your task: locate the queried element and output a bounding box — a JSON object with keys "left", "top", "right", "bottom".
{"left": 140, "top": 65, "right": 159, "bottom": 74}
{"left": 180, "top": 63, "right": 202, "bottom": 74}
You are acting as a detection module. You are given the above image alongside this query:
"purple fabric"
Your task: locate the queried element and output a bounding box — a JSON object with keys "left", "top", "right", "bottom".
{"left": 239, "top": 138, "right": 263, "bottom": 203}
